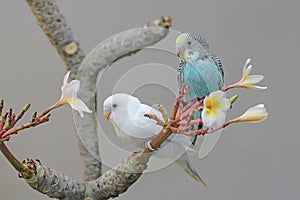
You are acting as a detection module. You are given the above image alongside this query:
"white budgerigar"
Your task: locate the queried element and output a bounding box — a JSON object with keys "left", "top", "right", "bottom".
{"left": 103, "top": 93, "right": 206, "bottom": 187}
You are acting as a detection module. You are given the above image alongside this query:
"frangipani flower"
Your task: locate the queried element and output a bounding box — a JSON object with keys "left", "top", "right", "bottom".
{"left": 58, "top": 71, "right": 92, "bottom": 117}
{"left": 234, "top": 104, "right": 268, "bottom": 123}
{"left": 237, "top": 58, "right": 267, "bottom": 90}
{"left": 202, "top": 91, "right": 231, "bottom": 128}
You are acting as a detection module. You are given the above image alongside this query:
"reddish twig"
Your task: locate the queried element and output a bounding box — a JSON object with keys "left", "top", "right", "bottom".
{"left": 171, "top": 93, "right": 183, "bottom": 120}
{"left": 179, "top": 99, "right": 203, "bottom": 121}
{"left": 222, "top": 84, "right": 237, "bottom": 92}
{"left": 144, "top": 114, "right": 164, "bottom": 126}
{"left": 177, "top": 118, "right": 203, "bottom": 126}
{"left": 1, "top": 117, "right": 50, "bottom": 138}
{"left": 0, "top": 101, "right": 56, "bottom": 139}
{"left": 13, "top": 104, "right": 30, "bottom": 127}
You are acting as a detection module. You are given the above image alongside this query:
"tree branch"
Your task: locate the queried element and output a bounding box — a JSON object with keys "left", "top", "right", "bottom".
{"left": 26, "top": 0, "right": 85, "bottom": 78}
{"left": 19, "top": 151, "right": 151, "bottom": 199}
{"left": 0, "top": 143, "right": 24, "bottom": 172}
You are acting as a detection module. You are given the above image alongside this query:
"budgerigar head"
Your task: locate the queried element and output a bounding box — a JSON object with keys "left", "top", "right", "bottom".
{"left": 175, "top": 33, "right": 188, "bottom": 59}
{"left": 175, "top": 33, "right": 210, "bottom": 59}
{"left": 103, "top": 93, "right": 140, "bottom": 121}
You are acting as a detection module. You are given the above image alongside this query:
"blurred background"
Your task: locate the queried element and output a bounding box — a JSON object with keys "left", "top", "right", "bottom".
{"left": 0, "top": 0, "right": 298, "bottom": 199}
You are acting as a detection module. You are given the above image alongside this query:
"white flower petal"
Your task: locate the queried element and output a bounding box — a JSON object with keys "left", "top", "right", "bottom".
{"left": 253, "top": 85, "right": 267, "bottom": 90}
{"left": 71, "top": 105, "right": 84, "bottom": 118}
{"left": 243, "top": 58, "right": 251, "bottom": 75}
{"left": 212, "top": 90, "right": 225, "bottom": 98}
{"left": 244, "top": 65, "right": 253, "bottom": 77}
{"left": 255, "top": 104, "right": 265, "bottom": 108}
{"left": 69, "top": 80, "right": 80, "bottom": 94}
{"left": 210, "top": 91, "right": 226, "bottom": 107}
{"left": 202, "top": 90, "right": 229, "bottom": 128}
{"left": 238, "top": 59, "right": 267, "bottom": 90}
{"left": 202, "top": 111, "right": 215, "bottom": 127}
{"left": 68, "top": 98, "right": 92, "bottom": 118}
{"left": 219, "top": 98, "right": 231, "bottom": 111}
{"left": 242, "top": 84, "right": 267, "bottom": 90}
{"left": 210, "top": 92, "right": 230, "bottom": 111}
{"left": 244, "top": 75, "right": 264, "bottom": 84}
{"left": 59, "top": 71, "right": 92, "bottom": 117}
{"left": 214, "top": 110, "right": 226, "bottom": 126}
{"left": 237, "top": 104, "right": 268, "bottom": 122}
{"left": 63, "top": 81, "right": 80, "bottom": 99}
{"left": 63, "top": 71, "right": 70, "bottom": 85}
{"left": 245, "top": 58, "right": 251, "bottom": 67}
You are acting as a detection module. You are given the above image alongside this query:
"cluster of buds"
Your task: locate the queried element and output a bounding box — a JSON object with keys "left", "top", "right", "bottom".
{"left": 0, "top": 100, "right": 50, "bottom": 142}
{"left": 18, "top": 158, "right": 38, "bottom": 179}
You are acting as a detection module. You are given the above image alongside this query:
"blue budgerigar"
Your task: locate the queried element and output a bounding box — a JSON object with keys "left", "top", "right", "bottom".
{"left": 175, "top": 33, "right": 224, "bottom": 159}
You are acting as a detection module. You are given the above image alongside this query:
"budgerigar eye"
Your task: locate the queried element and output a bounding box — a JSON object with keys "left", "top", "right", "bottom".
{"left": 187, "top": 41, "right": 192, "bottom": 45}
{"left": 112, "top": 104, "right": 117, "bottom": 108}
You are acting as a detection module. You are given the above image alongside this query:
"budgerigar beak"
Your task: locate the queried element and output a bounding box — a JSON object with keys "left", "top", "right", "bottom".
{"left": 175, "top": 44, "right": 185, "bottom": 58}
{"left": 103, "top": 111, "right": 111, "bottom": 119}
{"left": 103, "top": 108, "right": 111, "bottom": 119}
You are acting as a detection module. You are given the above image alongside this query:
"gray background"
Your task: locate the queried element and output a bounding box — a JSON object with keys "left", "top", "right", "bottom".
{"left": 0, "top": 0, "right": 298, "bottom": 199}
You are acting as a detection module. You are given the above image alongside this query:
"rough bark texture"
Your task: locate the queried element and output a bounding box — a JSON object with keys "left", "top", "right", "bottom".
{"left": 22, "top": 152, "right": 152, "bottom": 199}
{"left": 26, "top": 0, "right": 85, "bottom": 78}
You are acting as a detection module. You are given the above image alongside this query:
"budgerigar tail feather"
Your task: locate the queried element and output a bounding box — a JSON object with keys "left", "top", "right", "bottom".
{"left": 191, "top": 110, "right": 201, "bottom": 145}
{"left": 175, "top": 153, "right": 207, "bottom": 187}
{"left": 191, "top": 123, "right": 202, "bottom": 145}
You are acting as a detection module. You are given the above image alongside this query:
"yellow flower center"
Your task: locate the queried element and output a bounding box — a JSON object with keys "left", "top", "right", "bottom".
{"left": 205, "top": 98, "right": 214, "bottom": 115}
{"left": 205, "top": 94, "right": 223, "bottom": 117}
{"left": 65, "top": 99, "right": 79, "bottom": 105}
